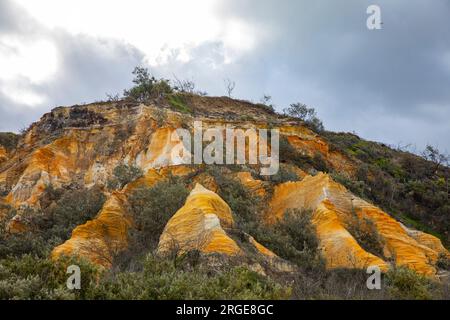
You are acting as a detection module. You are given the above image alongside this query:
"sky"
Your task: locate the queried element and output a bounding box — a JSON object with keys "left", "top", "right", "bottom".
{"left": 0, "top": 0, "right": 449, "bottom": 153}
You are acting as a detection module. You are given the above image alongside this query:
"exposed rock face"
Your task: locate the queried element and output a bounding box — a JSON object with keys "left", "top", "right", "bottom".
{"left": 158, "top": 183, "right": 241, "bottom": 256}
{"left": 157, "top": 183, "right": 291, "bottom": 275}
{"left": 268, "top": 173, "right": 449, "bottom": 276}
{"left": 0, "top": 98, "right": 447, "bottom": 276}
{"left": 234, "top": 172, "right": 266, "bottom": 198}
{"left": 0, "top": 146, "right": 7, "bottom": 164}
{"left": 52, "top": 167, "right": 191, "bottom": 267}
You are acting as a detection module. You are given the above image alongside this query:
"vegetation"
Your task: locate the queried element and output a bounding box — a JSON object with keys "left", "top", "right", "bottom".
{"left": 346, "top": 210, "right": 386, "bottom": 259}
{"left": 0, "top": 132, "right": 19, "bottom": 151}
{"left": 125, "top": 177, "right": 189, "bottom": 259}
{"left": 208, "top": 168, "right": 322, "bottom": 270}
{"left": 123, "top": 67, "right": 172, "bottom": 102}
{"left": 254, "top": 209, "right": 324, "bottom": 271}
{"left": 283, "top": 103, "right": 324, "bottom": 133}
{"left": 167, "top": 93, "right": 192, "bottom": 114}
{"left": 267, "top": 165, "right": 298, "bottom": 184}
{"left": 107, "top": 164, "right": 143, "bottom": 190}
{"left": 0, "top": 186, "right": 106, "bottom": 259}
{"left": 0, "top": 253, "right": 288, "bottom": 300}
{"left": 325, "top": 131, "right": 449, "bottom": 246}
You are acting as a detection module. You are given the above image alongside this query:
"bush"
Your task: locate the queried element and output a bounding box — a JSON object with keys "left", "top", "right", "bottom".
{"left": 346, "top": 210, "right": 385, "bottom": 259}
{"left": 436, "top": 253, "right": 449, "bottom": 270}
{"left": 283, "top": 103, "right": 324, "bottom": 132}
{"left": 267, "top": 165, "right": 298, "bottom": 184}
{"left": 386, "top": 267, "right": 434, "bottom": 300}
{"left": 279, "top": 136, "right": 314, "bottom": 170}
{"left": 208, "top": 168, "right": 257, "bottom": 224}
{"left": 0, "top": 255, "right": 98, "bottom": 300}
{"left": 122, "top": 177, "right": 189, "bottom": 265}
{"left": 86, "top": 254, "right": 289, "bottom": 300}
{"left": 0, "top": 186, "right": 106, "bottom": 259}
{"left": 167, "top": 93, "right": 192, "bottom": 114}
{"left": 255, "top": 209, "right": 323, "bottom": 271}
{"left": 107, "top": 164, "right": 143, "bottom": 190}
{"left": 0, "top": 132, "right": 19, "bottom": 152}
{"left": 123, "top": 66, "right": 173, "bottom": 102}
{"left": 45, "top": 186, "right": 106, "bottom": 241}
{"left": 312, "top": 152, "right": 328, "bottom": 172}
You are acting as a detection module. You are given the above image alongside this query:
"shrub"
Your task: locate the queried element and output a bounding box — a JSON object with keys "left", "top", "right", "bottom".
{"left": 283, "top": 103, "right": 324, "bottom": 132}
{"left": 167, "top": 93, "right": 192, "bottom": 114}
{"left": 385, "top": 267, "right": 434, "bottom": 300}
{"left": 346, "top": 210, "right": 386, "bottom": 259}
{"left": 0, "top": 186, "right": 106, "bottom": 259}
{"left": 312, "top": 152, "right": 328, "bottom": 172}
{"left": 107, "top": 164, "right": 143, "bottom": 190}
{"left": 0, "top": 254, "right": 98, "bottom": 300}
{"left": 436, "top": 252, "right": 449, "bottom": 270}
{"left": 0, "top": 132, "right": 19, "bottom": 152}
{"left": 45, "top": 186, "right": 106, "bottom": 242}
{"left": 267, "top": 165, "right": 298, "bottom": 184}
{"left": 122, "top": 177, "right": 189, "bottom": 264}
{"left": 208, "top": 168, "right": 257, "bottom": 224}
{"left": 279, "top": 136, "right": 313, "bottom": 170}
{"left": 86, "top": 254, "right": 289, "bottom": 300}
{"left": 262, "top": 209, "right": 323, "bottom": 271}
{"left": 123, "top": 66, "right": 172, "bottom": 102}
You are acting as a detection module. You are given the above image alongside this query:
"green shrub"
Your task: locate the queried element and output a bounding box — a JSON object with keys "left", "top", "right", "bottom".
{"left": 0, "top": 186, "right": 106, "bottom": 259}
{"left": 255, "top": 209, "right": 323, "bottom": 271}
{"left": 123, "top": 177, "right": 189, "bottom": 263}
{"left": 45, "top": 186, "right": 106, "bottom": 241}
{"left": 167, "top": 93, "right": 192, "bottom": 114}
{"left": 283, "top": 103, "right": 324, "bottom": 133}
{"left": 386, "top": 267, "right": 434, "bottom": 300}
{"left": 312, "top": 152, "right": 328, "bottom": 172}
{"left": 279, "top": 136, "right": 313, "bottom": 170}
{"left": 0, "top": 132, "right": 19, "bottom": 151}
{"left": 0, "top": 255, "right": 98, "bottom": 300}
{"left": 346, "top": 210, "right": 385, "bottom": 259}
{"left": 208, "top": 168, "right": 257, "bottom": 224}
{"left": 107, "top": 164, "right": 143, "bottom": 190}
{"left": 436, "top": 252, "right": 449, "bottom": 270}
{"left": 266, "top": 165, "right": 298, "bottom": 184}
{"left": 86, "top": 254, "right": 289, "bottom": 300}
{"left": 123, "top": 66, "right": 172, "bottom": 102}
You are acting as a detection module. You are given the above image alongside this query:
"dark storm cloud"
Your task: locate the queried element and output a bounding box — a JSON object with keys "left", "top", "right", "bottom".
{"left": 205, "top": 0, "right": 450, "bottom": 151}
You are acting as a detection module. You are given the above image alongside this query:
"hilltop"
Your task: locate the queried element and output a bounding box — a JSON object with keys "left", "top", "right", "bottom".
{"left": 0, "top": 73, "right": 448, "bottom": 299}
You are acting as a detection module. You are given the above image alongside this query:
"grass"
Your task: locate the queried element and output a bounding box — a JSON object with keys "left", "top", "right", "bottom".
{"left": 167, "top": 93, "right": 192, "bottom": 114}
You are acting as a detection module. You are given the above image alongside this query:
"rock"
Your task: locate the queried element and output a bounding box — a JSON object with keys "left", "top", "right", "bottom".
{"left": 268, "top": 173, "right": 449, "bottom": 276}
{"left": 6, "top": 214, "right": 28, "bottom": 234}
{"left": 157, "top": 183, "right": 241, "bottom": 256}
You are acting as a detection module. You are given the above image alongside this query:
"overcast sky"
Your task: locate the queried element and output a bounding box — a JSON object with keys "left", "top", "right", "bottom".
{"left": 1, "top": 0, "right": 449, "bottom": 153}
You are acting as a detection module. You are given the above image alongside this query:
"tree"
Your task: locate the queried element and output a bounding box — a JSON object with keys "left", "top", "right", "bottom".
{"left": 173, "top": 76, "right": 196, "bottom": 93}
{"left": 107, "top": 164, "right": 143, "bottom": 190}
{"left": 123, "top": 67, "right": 172, "bottom": 102}
{"left": 422, "top": 144, "right": 449, "bottom": 173}
{"left": 224, "top": 78, "right": 235, "bottom": 98}
{"left": 283, "top": 103, "right": 324, "bottom": 132}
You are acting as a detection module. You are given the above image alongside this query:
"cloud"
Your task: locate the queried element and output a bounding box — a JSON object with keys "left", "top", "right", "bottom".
{"left": 0, "top": 0, "right": 144, "bottom": 132}
{"left": 208, "top": 0, "right": 450, "bottom": 151}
